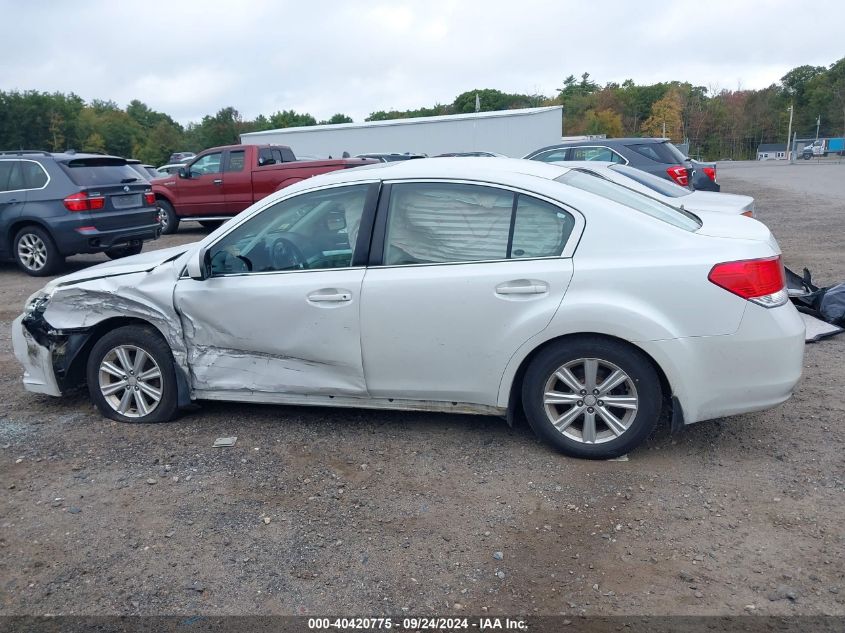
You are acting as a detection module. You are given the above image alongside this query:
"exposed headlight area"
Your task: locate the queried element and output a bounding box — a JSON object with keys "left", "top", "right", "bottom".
{"left": 25, "top": 292, "right": 51, "bottom": 316}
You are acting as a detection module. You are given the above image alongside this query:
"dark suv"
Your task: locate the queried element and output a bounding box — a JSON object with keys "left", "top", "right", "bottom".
{"left": 524, "top": 138, "right": 719, "bottom": 192}
{"left": 0, "top": 151, "right": 161, "bottom": 276}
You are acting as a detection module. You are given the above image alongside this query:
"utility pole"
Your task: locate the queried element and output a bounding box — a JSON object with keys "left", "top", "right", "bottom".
{"left": 786, "top": 104, "right": 794, "bottom": 161}
{"left": 815, "top": 115, "right": 821, "bottom": 140}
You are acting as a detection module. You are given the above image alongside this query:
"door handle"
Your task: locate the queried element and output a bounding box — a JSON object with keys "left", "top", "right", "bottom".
{"left": 495, "top": 280, "right": 549, "bottom": 295}
{"left": 213, "top": 178, "right": 223, "bottom": 185}
{"left": 307, "top": 290, "right": 352, "bottom": 303}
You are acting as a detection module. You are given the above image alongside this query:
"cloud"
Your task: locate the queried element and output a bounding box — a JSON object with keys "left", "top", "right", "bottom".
{"left": 0, "top": 0, "right": 842, "bottom": 124}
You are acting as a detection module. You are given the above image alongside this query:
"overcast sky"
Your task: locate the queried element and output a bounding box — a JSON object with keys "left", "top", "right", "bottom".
{"left": 2, "top": 0, "right": 843, "bottom": 124}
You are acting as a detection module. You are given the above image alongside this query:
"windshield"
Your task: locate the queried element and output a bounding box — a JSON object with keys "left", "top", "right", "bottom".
{"left": 609, "top": 164, "right": 692, "bottom": 198}
{"left": 554, "top": 170, "right": 701, "bottom": 231}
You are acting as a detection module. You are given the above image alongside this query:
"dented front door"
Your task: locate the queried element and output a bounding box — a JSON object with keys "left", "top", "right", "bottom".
{"left": 174, "top": 269, "right": 367, "bottom": 396}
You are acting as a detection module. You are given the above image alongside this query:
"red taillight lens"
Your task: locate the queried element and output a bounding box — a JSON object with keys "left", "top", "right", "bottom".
{"left": 144, "top": 192, "right": 156, "bottom": 206}
{"left": 741, "top": 210, "right": 754, "bottom": 218}
{"left": 702, "top": 166, "right": 716, "bottom": 182}
{"left": 666, "top": 166, "right": 689, "bottom": 187}
{"left": 708, "top": 255, "right": 786, "bottom": 306}
{"left": 63, "top": 192, "right": 105, "bottom": 212}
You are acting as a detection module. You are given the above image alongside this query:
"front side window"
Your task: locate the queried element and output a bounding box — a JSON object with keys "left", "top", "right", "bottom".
{"left": 208, "top": 184, "right": 371, "bottom": 276}
{"left": 189, "top": 153, "right": 222, "bottom": 176}
{"left": 383, "top": 182, "right": 573, "bottom": 265}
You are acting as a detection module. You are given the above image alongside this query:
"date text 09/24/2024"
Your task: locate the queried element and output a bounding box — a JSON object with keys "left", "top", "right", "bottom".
{"left": 307, "top": 617, "right": 528, "bottom": 630}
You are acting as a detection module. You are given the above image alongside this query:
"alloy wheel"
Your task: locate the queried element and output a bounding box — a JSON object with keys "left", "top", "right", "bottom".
{"left": 542, "top": 358, "right": 639, "bottom": 444}
{"left": 98, "top": 345, "right": 163, "bottom": 418}
{"left": 17, "top": 233, "right": 48, "bottom": 271}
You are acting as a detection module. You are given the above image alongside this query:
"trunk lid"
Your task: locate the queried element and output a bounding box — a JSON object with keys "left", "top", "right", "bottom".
{"left": 694, "top": 210, "right": 778, "bottom": 249}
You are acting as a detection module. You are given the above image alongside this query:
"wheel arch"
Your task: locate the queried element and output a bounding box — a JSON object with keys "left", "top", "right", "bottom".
{"left": 59, "top": 316, "right": 191, "bottom": 407}
{"left": 503, "top": 332, "right": 674, "bottom": 427}
{"left": 8, "top": 218, "right": 55, "bottom": 253}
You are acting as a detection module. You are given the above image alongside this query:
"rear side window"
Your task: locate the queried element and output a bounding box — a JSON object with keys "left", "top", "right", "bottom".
{"left": 383, "top": 182, "right": 573, "bottom": 265}
{"left": 626, "top": 141, "right": 687, "bottom": 164}
{"left": 567, "top": 147, "right": 625, "bottom": 163}
{"left": 226, "top": 151, "right": 245, "bottom": 172}
{"left": 59, "top": 158, "right": 141, "bottom": 186}
{"left": 555, "top": 171, "right": 701, "bottom": 231}
{"left": 0, "top": 161, "right": 22, "bottom": 191}
{"left": 530, "top": 149, "right": 569, "bottom": 163}
{"left": 609, "top": 164, "right": 691, "bottom": 197}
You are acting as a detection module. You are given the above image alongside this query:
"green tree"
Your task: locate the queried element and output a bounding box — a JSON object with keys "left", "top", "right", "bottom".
{"left": 268, "top": 109, "right": 317, "bottom": 129}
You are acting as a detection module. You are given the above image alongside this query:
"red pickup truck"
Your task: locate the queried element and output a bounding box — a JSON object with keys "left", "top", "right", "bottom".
{"left": 152, "top": 144, "right": 375, "bottom": 233}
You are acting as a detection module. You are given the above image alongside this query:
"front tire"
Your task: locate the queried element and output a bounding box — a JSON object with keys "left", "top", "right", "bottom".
{"left": 521, "top": 337, "right": 662, "bottom": 459}
{"left": 157, "top": 199, "right": 180, "bottom": 235}
{"left": 13, "top": 225, "right": 64, "bottom": 276}
{"left": 86, "top": 325, "right": 179, "bottom": 423}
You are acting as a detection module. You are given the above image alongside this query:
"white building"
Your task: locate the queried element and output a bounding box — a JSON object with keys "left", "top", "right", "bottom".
{"left": 240, "top": 106, "right": 567, "bottom": 159}
{"left": 756, "top": 143, "right": 787, "bottom": 160}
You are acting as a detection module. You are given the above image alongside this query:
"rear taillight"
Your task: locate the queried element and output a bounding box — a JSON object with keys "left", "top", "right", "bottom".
{"left": 666, "top": 166, "right": 689, "bottom": 187}
{"left": 708, "top": 255, "right": 787, "bottom": 307}
{"left": 64, "top": 192, "right": 105, "bottom": 212}
{"left": 144, "top": 191, "right": 156, "bottom": 206}
{"left": 741, "top": 210, "right": 754, "bottom": 218}
{"left": 702, "top": 166, "right": 717, "bottom": 182}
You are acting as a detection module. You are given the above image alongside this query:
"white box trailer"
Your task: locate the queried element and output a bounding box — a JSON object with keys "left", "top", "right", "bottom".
{"left": 239, "top": 106, "right": 566, "bottom": 159}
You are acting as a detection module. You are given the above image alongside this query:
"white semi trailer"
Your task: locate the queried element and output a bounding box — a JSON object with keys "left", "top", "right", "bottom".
{"left": 240, "top": 106, "right": 580, "bottom": 159}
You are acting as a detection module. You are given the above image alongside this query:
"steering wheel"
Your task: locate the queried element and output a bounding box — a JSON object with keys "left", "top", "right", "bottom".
{"left": 271, "top": 237, "right": 308, "bottom": 270}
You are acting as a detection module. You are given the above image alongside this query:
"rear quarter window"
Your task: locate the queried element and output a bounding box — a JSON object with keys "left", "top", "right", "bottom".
{"left": 58, "top": 158, "right": 141, "bottom": 186}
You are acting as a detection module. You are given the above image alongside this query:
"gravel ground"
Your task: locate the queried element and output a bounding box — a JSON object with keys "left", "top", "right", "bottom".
{"left": 1, "top": 163, "right": 844, "bottom": 617}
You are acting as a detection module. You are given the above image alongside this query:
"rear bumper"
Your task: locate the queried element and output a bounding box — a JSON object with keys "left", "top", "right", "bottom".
{"left": 637, "top": 302, "right": 805, "bottom": 424}
{"left": 54, "top": 220, "right": 161, "bottom": 255}
{"left": 12, "top": 315, "right": 61, "bottom": 397}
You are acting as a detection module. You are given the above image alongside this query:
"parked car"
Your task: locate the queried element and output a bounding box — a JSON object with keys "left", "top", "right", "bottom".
{"left": 354, "top": 152, "right": 426, "bottom": 162}
{"left": 0, "top": 151, "right": 160, "bottom": 276}
{"left": 153, "top": 144, "right": 376, "bottom": 233}
{"left": 525, "top": 138, "right": 720, "bottom": 191}
{"left": 435, "top": 151, "right": 507, "bottom": 157}
{"left": 155, "top": 163, "right": 187, "bottom": 177}
{"left": 126, "top": 159, "right": 160, "bottom": 182}
{"left": 12, "top": 158, "right": 803, "bottom": 459}
{"left": 556, "top": 161, "right": 754, "bottom": 216}
{"left": 168, "top": 151, "right": 195, "bottom": 163}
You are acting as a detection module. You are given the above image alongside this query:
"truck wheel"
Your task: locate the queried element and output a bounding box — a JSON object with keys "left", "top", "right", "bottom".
{"left": 157, "top": 200, "right": 179, "bottom": 234}
{"left": 13, "top": 225, "right": 64, "bottom": 277}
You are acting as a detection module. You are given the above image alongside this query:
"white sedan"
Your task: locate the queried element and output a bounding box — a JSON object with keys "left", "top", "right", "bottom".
{"left": 12, "top": 158, "right": 804, "bottom": 459}
{"left": 554, "top": 160, "right": 756, "bottom": 216}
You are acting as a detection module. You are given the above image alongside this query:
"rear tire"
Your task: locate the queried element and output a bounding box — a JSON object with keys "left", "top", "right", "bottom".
{"left": 105, "top": 243, "right": 143, "bottom": 260}
{"left": 86, "top": 325, "right": 179, "bottom": 424}
{"left": 521, "top": 337, "right": 662, "bottom": 459}
{"left": 13, "top": 225, "right": 64, "bottom": 276}
{"left": 157, "top": 200, "right": 179, "bottom": 234}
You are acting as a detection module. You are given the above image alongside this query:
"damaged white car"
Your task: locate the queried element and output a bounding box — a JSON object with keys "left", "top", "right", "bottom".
{"left": 12, "top": 158, "right": 805, "bottom": 459}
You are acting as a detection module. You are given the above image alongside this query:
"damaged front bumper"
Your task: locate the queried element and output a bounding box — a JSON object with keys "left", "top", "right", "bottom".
{"left": 12, "top": 314, "right": 62, "bottom": 396}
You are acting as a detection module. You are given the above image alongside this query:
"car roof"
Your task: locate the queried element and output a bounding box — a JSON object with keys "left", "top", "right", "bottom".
{"left": 285, "top": 157, "right": 575, "bottom": 191}
{"left": 49, "top": 152, "right": 126, "bottom": 161}
{"left": 528, "top": 137, "right": 669, "bottom": 155}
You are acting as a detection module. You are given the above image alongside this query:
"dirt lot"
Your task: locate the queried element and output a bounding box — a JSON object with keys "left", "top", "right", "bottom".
{"left": 1, "top": 162, "right": 844, "bottom": 617}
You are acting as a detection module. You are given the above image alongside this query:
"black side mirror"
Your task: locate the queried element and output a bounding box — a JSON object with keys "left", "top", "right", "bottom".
{"left": 178, "top": 167, "right": 189, "bottom": 179}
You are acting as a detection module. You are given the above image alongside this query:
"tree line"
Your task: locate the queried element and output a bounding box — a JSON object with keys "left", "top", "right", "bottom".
{"left": 1, "top": 56, "right": 842, "bottom": 164}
